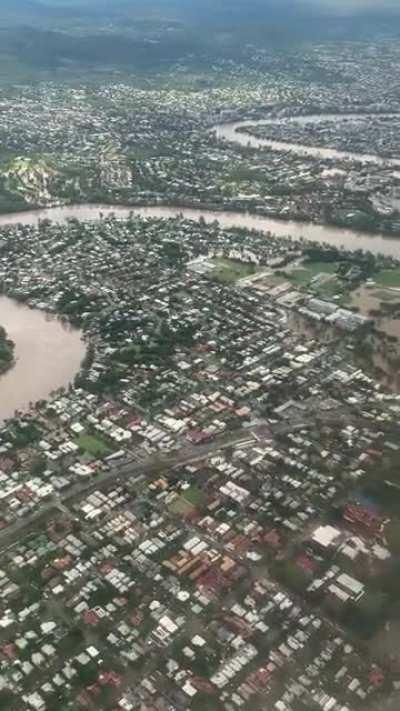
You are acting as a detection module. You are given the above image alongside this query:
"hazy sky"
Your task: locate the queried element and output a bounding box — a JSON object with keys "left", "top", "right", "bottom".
{"left": 305, "top": 0, "right": 399, "bottom": 12}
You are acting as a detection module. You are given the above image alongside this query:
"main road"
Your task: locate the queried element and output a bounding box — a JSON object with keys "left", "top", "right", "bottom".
{"left": 0, "top": 427, "right": 258, "bottom": 552}
{"left": 0, "top": 405, "right": 392, "bottom": 552}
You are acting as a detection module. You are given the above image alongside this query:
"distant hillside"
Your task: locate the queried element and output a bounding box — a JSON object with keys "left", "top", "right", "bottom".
{"left": 0, "top": 0, "right": 399, "bottom": 81}
{"left": 1, "top": 1, "right": 400, "bottom": 36}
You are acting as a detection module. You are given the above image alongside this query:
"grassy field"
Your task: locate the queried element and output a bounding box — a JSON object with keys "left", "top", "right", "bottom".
{"left": 169, "top": 486, "right": 207, "bottom": 515}
{"left": 77, "top": 433, "right": 112, "bottom": 458}
{"left": 288, "top": 260, "right": 339, "bottom": 286}
{"left": 212, "top": 258, "right": 257, "bottom": 284}
{"left": 286, "top": 261, "right": 344, "bottom": 301}
{"left": 169, "top": 495, "right": 195, "bottom": 516}
{"left": 182, "top": 485, "right": 207, "bottom": 507}
{"left": 374, "top": 268, "right": 400, "bottom": 288}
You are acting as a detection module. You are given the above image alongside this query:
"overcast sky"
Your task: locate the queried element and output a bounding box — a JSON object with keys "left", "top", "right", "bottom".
{"left": 305, "top": 0, "right": 399, "bottom": 12}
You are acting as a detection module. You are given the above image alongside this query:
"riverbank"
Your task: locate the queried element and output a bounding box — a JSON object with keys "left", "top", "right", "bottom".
{"left": 0, "top": 324, "right": 15, "bottom": 375}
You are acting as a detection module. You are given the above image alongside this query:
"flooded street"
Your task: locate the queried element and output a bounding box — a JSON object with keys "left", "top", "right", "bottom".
{"left": 350, "top": 285, "right": 400, "bottom": 341}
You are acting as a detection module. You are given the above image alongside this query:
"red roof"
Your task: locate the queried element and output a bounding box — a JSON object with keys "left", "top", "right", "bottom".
{"left": 296, "top": 553, "right": 318, "bottom": 574}
{"left": 264, "top": 529, "right": 282, "bottom": 549}
{"left": 1, "top": 642, "right": 17, "bottom": 660}
{"left": 83, "top": 610, "right": 100, "bottom": 626}
{"left": 369, "top": 666, "right": 385, "bottom": 687}
{"left": 77, "top": 691, "right": 91, "bottom": 707}
{"left": 98, "top": 671, "right": 123, "bottom": 687}
{"left": 87, "top": 683, "right": 102, "bottom": 697}
{"left": 187, "top": 429, "right": 213, "bottom": 444}
{"left": 344, "top": 504, "right": 383, "bottom": 536}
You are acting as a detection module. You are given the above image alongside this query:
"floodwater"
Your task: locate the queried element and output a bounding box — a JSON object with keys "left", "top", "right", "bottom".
{"left": 0, "top": 296, "right": 84, "bottom": 422}
{"left": 350, "top": 285, "right": 400, "bottom": 340}
{"left": 1, "top": 202, "right": 400, "bottom": 259}
{"left": 213, "top": 114, "right": 400, "bottom": 167}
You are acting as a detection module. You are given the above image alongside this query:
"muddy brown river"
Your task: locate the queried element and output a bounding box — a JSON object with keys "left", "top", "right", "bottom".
{"left": 0, "top": 296, "right": 84, "bottom": 422}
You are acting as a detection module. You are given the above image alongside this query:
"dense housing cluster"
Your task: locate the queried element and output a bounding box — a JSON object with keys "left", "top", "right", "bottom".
{"left": 0, "top": 213, "right": 398, "bottom": 709}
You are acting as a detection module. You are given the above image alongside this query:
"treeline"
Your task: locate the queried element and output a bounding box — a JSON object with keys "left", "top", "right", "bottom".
{"left": 0, "top": 324, "right": 14, "bottom": 373}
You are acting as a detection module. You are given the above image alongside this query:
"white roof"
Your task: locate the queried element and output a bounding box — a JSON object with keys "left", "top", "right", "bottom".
{"left": 183, "top": 680, "right": 197, "bottom": 697}
{"left": 337, "top": 573, "right": 364, "bottom": 596}
{"left": 312, "top": 525, "right": 340, "bottom": 548}
{"left": 160, "top": 615, "right": 178, "bottom": 634}
{"left": 192, "top": 635, "right": 206, "bottom": 647}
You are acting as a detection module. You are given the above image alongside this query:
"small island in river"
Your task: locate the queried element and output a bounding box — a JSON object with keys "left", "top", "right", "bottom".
{"left": 0, "top": 324, "right": 15, "bottom": 374}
